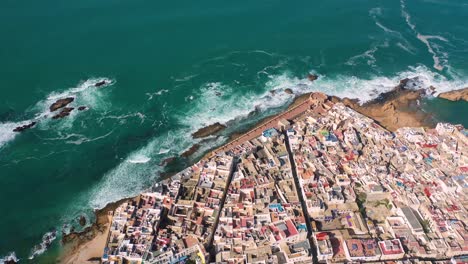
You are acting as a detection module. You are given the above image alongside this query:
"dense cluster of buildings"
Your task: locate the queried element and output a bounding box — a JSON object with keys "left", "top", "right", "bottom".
{"left": 101, "top": 93, "right": 467, "bottom": 264}
{"left": 213, "top": 129, "right": 311, "bottom": 263}
{"left": 103, "top": 154, "right": 233, "bottom": 264}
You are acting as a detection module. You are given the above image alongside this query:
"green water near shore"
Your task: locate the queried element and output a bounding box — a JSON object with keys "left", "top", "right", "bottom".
{"left": 0, "top": 0, "right": 467, "bottom": 262}
{"left": 423, "top": 98, "right": 468, "bottom": 127}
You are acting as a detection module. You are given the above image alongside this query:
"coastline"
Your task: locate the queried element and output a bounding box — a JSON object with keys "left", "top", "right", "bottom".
{"left": 58, "top": 80, "right": 456, "bottom": 263}
{"left": 59, "top": 198, "right": 134, "bottom": 263}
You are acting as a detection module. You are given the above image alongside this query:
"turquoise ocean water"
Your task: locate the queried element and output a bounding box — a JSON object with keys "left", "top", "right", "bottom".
{"left": 1, "top": 0, "right": 467, "bottom": 262}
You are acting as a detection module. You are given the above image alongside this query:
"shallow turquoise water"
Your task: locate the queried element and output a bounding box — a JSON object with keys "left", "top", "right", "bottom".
{"left": 0, "top": 0, "right": 467, "bottom": 262}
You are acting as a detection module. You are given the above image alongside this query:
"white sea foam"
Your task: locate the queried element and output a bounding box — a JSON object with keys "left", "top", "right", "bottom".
{"left": 146, "top": 89, "right": 169, "bottom": 100}
{"left": 416, "top": 34, "right": 449, "bottom": 71}
{"left": 369, "top": 6, "right": 416, "bottom": 55}
{"left": 28, "top": 230, "right": 57, "bottom": 260}
{"left": 158, "top": 148, "right": 170, "bottom": 154}
{"left": 65, "top": 130, "right": 114, "bottom": 145}
{"left": 85, "top": 128, "right": 193, "bottom": 209}
{"left": 0, "top": 252, "right": 19, "bottom": 263}
{"left": 98, "top": 112, "right": 145, "bottom": 125}
{"left": 396, "top": 42, "right": 415, "bottom": 54}
{"left": 345, "top": 41, "right": 389, "bottom": 68}
{"left": 180, "top": 64, "right": 468, "bottom": 137}
{"left": 400, "top": 0, "right": 449, "bottom": 71}
{"left": 128, "top": 154, "right": 151, "bottom": 164}
{"left": 0, "top": 121, "right": 31, "bottom": 150}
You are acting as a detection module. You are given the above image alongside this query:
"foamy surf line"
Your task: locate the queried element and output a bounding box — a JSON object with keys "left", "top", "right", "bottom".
{"left": 181, "top": 65, "right": 468, "bottom": 136}
{"left": 0, "top": 252, "right": 19, "bottom": 263}
{"left": 0, "top": 77, "right": 115, "bottom": 151}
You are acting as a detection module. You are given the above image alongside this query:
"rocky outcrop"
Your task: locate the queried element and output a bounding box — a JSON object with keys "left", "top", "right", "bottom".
{"left": 13, "top": 122, "right": 36, "bottom": 132}
{"left": 78, "top": 106, "right": 87, "bottom": 111}
{"left": 284, "top": 88, "right": 293, "bottom": 94}
{"left": 62, "top": 197, "right": 133, "bottom": 246}
{"left": 438, "top": 88, "right": 468, "bottom": 102}
{"left": 307, "top": 74, "right": 318, "bottom": 82}
{"left": 181, "top": 144, "right": 200, "bottom": 158}
{"left": 49, "top": 97, "right": 74, "bottom": 112}
{"left": 159, "top": 157, "right": 176, "bottom": 166}
{"left": 94, "top": 80, "right": 109, "bottom": 87}
{"left": 331, "top": 78, "right": 432, "bottom": 131}
{"left": 52, "top": 107, "right": 74, "bottom": 119}
{"left": 79, "top": 216, "right": 87, "bottom": 227}
{"left": 192, "top": 122, "right": 226, "bottom": 139}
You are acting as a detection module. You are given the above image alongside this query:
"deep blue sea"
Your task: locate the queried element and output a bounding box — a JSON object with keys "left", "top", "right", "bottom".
{"left": 0, "top": 0, "right": 467, "bottom": 262}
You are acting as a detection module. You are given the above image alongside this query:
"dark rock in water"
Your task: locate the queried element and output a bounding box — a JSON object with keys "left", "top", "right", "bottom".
{"left": 192, "top": 122, "right": 226, "bottom": 139}
{"left": 284, "top": 88, "right": 294, "bottom": 95}
{"left": 307, "top": 74, "right": 318, "bottom": 82}
{"left": 181, "top": 144, "right": 200, "bottom": 158}
{"left": 79, "top": 215, "right": 87, "bottom": 227}
{"left": 269, "top": 89, "right": 277, "bottom": 96}
{"left": 94, "top": 80, "right": 108, "bottom": 87}
{"left": 52, "top": 107, "right": 74, "bottom": 119}
{"left": 215, "top": 92, "right": 222, "bottom": 96}
{"left": 13, "top": 121, "right": 36, "bottom": 132}
{"left": 78, "top": 106, "right": 87, "bottom": 111}
{"left": 49, "top": 97, "right": 74, "bottom": 112}
{"left": 159, "top": 157, "right": 176, "bottom": 166}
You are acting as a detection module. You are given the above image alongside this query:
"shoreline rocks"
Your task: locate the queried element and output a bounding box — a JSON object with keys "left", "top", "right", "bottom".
{"left": 284, "top": 88, "right": 293, "bottom": 94}
{"left": 192, "top": 122, "right": 226, "bottom": 139}
{"left": 438, "top": 87, "right": 468, "bottom": 102}
{"left": 307, "top": 74, "right": 318, "bottom": 82}
{"left": 13, "top": 121, "right": 37, "bottom": 132}
{"left": 49, "top": 97, "right": 74, "bottom": 112}
{"left": 332, "top": 78, "right": 432, "bottom": 131}
{"left": 79, "top": 216, "right": 87, "bottom": 227}
{"left": 159, "top": 157, "right": 176, "bottom": 166}
{"left": 61, "top": 197, "right": 134, "bottom": 251}
{"left": 181, "top": 144, "right": 200, "bottom": 158}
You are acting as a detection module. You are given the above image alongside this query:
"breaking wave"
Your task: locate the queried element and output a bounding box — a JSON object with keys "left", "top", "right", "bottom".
{"left": 28, "top": 230, "right": 57, "bottom": 260}
{"left": 128, "top": 154, "right": 151, "bottom": 164}
{"left": 0, "top": 252, "right": 19, "bottom": 263}
{"left": 180, "top": 65, "right": 467, "bottom": 136}
{"left": 84, "top": 128, "right": 194, "bottom": 209}
{"left": 0, "top": 121, "right": 33, "bottom": 150}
